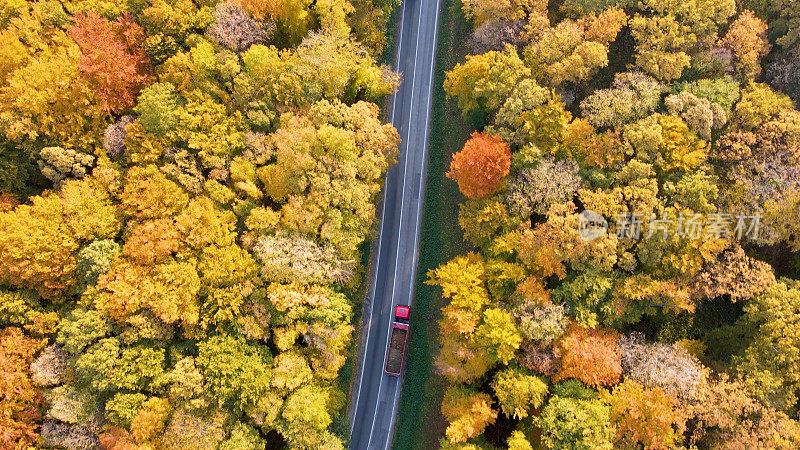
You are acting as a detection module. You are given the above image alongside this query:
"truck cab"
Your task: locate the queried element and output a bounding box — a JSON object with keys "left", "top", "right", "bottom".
{"left": 384, "top": 305, "right": 410, "bottom": 375}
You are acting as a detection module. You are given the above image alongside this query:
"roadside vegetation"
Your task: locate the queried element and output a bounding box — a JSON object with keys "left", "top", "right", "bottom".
{"left": 431, "top": 0, "right": 800, "bottom": 448}
{"left": 0, "top": 0, "right": 401, "bottom": 448}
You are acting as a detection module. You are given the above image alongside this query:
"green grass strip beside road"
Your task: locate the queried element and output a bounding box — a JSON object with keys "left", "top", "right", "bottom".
{"left": 392, "top": 2, "right": 474, "bottom": 448}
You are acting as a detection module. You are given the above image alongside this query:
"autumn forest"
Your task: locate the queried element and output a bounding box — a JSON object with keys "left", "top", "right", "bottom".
{"left": 0, "top": 0, "right": 399, "bottom": 448}
{"left": 2, "top": 0, "right": 800, "bottom": 449}
{"left": 432, "top": 0, "right": 800, "bottom": 448}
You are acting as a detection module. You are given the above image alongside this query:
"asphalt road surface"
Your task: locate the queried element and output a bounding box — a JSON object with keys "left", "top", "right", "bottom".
{"left": 348, "top": 0, "right": 442, "bottom": 448}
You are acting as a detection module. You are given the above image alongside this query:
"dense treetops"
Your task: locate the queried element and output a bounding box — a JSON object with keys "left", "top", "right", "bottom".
{"left": 0, "top": 0, "right": 400, "bottom": 448}
{"left": 433, "top": 0, "right": 800, "bottom": 448}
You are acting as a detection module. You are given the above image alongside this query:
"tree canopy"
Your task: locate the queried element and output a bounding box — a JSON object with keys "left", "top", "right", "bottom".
{"left": 0, "top": 1, "right": 401, "bottom": 448}
{"left": 430, "top": 0, "right": 800, "bottom": 447}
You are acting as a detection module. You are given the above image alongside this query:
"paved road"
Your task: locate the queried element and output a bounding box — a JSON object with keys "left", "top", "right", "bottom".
{"left": 348, "top": 0, "right": 442, "bottom": 448}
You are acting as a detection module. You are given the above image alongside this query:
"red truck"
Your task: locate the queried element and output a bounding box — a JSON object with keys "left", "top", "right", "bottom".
{"left": 384, "top": 305, "right": 410, "bottom": 375}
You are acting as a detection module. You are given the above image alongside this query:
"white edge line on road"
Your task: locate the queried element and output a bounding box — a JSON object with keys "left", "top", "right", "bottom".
{"left": 350, "top": 0, "right": 408, "bottom": 435}
{"left": 365, "top": 0, "right": 425, "bottom": 446}
{"left": 383, "top": 0, "right": 442, "bottom": 447}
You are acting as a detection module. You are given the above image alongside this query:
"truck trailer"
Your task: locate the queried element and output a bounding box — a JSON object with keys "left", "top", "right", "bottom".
{"left": 384, "top": 305, "right": 410, "bottom": 375}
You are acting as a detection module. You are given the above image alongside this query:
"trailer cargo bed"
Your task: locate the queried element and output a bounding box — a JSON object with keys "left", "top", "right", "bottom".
{"left": 385, "top": 326, "right": 408, "bottom": 375}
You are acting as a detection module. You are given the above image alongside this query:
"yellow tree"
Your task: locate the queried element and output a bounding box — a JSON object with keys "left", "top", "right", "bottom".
{"left": 0, "top": 195, "right": 79, "bottom": 297}
{"left": 96, "top": 258, "right": 202, "bottom": 326}
{"left": 441, "top": 385, "right": 498, "bottom": 444}
{"left": 291, "top": 31, "right": 399, "bottom": 103}
{"left": 460, "top": 0, "right": 541, "bottom": 25}
{"left": 119, "top": 165, "right": 189, "bottom": 219}
{"left": 602, "top": 380, "right": 686, "bottom": 449}
{"left": 730, "top": 82, "right": 794, "bottom": 131}
{"left": 59, "top": 177, "right": 122, "bottom": 241}
{"left": 491, "top": 367, "right": 548, "bottom": 419}
{"left": 629, "top": 14, "right": 695, "bottom": 81}
{"left": 122, "top": 219, "right": 183, "bottom": 266}
{"left": 175, "top": 196, "right": 237, "bottom": 249}
{"left": 271, "top": 351, "right": 313, "bottom": 391}
{"left": 130, "top": 397, "right": 172, "bottom": 443}
{"left": 524, "top": 9, "right": 627, "bottom": 87}
{"left": 435, "top": 332, "right": 496, "bottom": 383}
{"left": 426, "top": 253, "right": 491, "bottom": 313}
{"left": 722, "top": 10, "right": 770, "bottom": 80}
{"left": 444, "top": 45, "right": 530, "bottom": 115}
{"left": 0, "top": 37, "right": 108, "bottom": 151}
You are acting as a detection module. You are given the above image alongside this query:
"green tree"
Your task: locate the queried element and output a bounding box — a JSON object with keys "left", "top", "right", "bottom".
{"left": 507, "top": 430, "right": 534, "bottom": 450}
{"left": 457, "top": 198, "right": 520, "bottom": 249}
{"left": 476, "top": 308, "right": 521, "bottom": 365}
{"left": 292, "top": 29, "right": 399, "bottom": 104}
{"left": 71, "top": 337, "right": 120, "bottom": 392}
{"left": 538, "top": 395, "right": 615, "bottom": 450}
{"left": 0, "top": 289, "right": 58, "bottom": 336}
{"left": 553, "top": 269, "right": 613, "bottom": 328}
{"left": 108, "top": 346, "right": 165, "bottom": 392}
{"left": 134, "top": 82, "right": 182, "bottom": 136}
{"left": 135, "top": 0, "right": 214, "bottom": 64}
{"left": 444, "top": 45, "right": 530, "bottom": 115}
{"left": 491, "top": 367, "right": 548, "bottom": 419}
{"left": 219, "top": 422, "right": 267, "bottom": 450}
{"left": 196, "top": 334, "right": 273, "bottom": 410}
{"left": 76, "top": 240, "right": 121, "bottom": 289}
{"left": 56, "top": 307, "right": 112, "bottom": 355}
{"left": 488, "top": 79, "right": 571, "bottom": 150}
{"left": 105, "top": 392, "right": 147, "bottom": 428}
{"left": 737, "top": 280, "right": 800, "bottom": 407}
{"left": 674, "top": 75, "right": 741, "bottom": 113}
{"left": 580, "top": 71, "right": 666, "bottom": 128}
